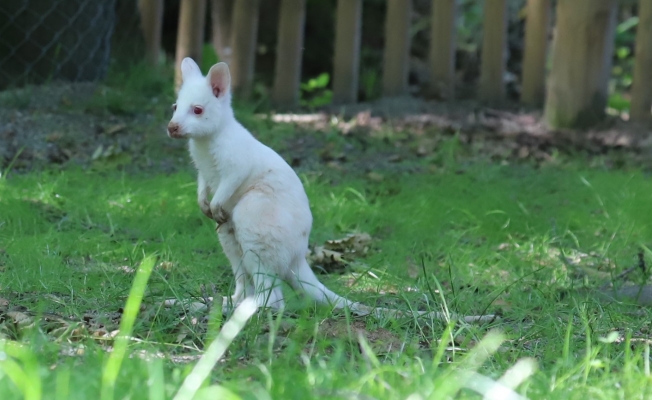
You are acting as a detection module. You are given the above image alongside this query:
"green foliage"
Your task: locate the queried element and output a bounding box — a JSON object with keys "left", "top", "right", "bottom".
{"left": 81, "top": 61, "right": 174, "bottom": 117}
{"left": 608, "top": 92, "right": 630, "bottom": 112}
{"left": 359, "top": 63, "right": 382, "bottom": 102}
{"left": 611, "top": 15, "right": 639, "bottom": 109}
{"left": 300, "top": 72, "right": 333, "bottom": 109}
{"left": 200, "top": 44, "right": 220, "bottom": 72}
{"left": 457, "top": 0, "right": 484, "bottom": 53}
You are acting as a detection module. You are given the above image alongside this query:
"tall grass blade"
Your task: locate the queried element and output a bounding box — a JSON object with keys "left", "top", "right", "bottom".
{"left": 55, "top": 365, "right": 71, "bottom": 400}
{"left": 147, "top": 358, "right": 165, "bottom": 400}
{"left": 101, "top": 255, "right": 156, "bottom": 400}
{"left": 0, "top": 340, "right": 42, "bottom": 400}
{"left": 173, "top": 298, "right": 257, "bottom": 400}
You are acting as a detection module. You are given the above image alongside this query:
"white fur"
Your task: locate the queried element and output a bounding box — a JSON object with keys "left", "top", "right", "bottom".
{"left": 167, "top": 58, "right": 496, "bottom": 324}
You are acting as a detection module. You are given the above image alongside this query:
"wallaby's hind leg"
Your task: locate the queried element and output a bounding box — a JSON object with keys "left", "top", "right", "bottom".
{"left": 240, "top": 250, "right": 285, "bottom": 309}
{"left": 217, "top": 223, "right": 248, "bottom": 306}
{"left": 230, "top": 191, "right": 290, "bottom": 310}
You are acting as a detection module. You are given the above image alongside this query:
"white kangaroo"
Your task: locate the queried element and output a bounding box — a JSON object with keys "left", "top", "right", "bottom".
{"left": 166, "top": 57, "right": 496, "bottom": 324}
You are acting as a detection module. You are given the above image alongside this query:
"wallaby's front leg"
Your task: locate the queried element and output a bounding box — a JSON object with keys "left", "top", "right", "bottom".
{"left": 197, "top": 174, "right": 213, "bottom": 219}
{"left": 209, "top": 174, "right": 242, "bottom": 226}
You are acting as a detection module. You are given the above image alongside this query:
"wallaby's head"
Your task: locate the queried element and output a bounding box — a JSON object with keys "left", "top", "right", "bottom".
{"left": 167, "top": 57, "right": 232, "bottom": 139}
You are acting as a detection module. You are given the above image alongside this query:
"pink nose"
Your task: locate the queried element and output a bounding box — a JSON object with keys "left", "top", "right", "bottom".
{"left": 167, "top": 122, "right": 181, "bottom": 138}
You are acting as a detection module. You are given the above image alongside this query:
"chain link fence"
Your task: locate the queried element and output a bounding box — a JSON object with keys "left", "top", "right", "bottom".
{"left": 0, "top": 0, "right": 118, "bottom": 90}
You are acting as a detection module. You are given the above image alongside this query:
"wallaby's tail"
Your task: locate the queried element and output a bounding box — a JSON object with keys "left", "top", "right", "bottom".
{"left": 288, "top": 258, "right": 359, "bottom": 310}
{"left": 290, "top": 258, "right": 498, "bottom": 323}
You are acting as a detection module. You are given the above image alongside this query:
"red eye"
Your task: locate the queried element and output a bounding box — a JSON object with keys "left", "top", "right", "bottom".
{"left": 172, "top": 103, "right": 177, "bottom": 111}
{"left": 193, "top": 106, "right": 203, "bottom": 115}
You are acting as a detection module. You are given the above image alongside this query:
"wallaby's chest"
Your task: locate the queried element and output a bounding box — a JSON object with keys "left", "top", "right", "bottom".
{"left": 189, "top": 140, "right": 222, "bottom": 185}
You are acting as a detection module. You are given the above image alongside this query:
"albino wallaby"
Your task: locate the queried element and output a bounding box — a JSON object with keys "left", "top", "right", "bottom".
{"left": 166, "top": 57, "right": 495, "bottom": 324}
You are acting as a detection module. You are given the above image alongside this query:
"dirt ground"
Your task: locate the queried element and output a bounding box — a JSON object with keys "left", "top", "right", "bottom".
{"left": 2, "top": 82, "right": 652, "bottom": 176}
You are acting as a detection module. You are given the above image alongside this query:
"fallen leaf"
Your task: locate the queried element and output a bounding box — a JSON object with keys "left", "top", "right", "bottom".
{"left": 406, "top": 256, "right": 419, "bottom": 279}
{"left": 7, "top": 311, "right": 33, "bottom": 327}
{"left": 91, "top": 145, "right": 104, "bottom": 160}
{"left": 324, "top": 232, "right": 372, "bottom": 256}
{"left": 367, "top": 172, "right": 384, "bottom": 182}
{"left": 46, "top": 132, "right": 63, "bottom": 142}
{"left": 105, "top": 124, "right": 127, "bottom": 136}
{"left": 309, "top": 233, "right": 373, "bottom": 274}
{"left": 118, "top": 265, "right": 135, "bottom": 274}
{"left": 158, "top": 261, "right": 174, "bottom": 271}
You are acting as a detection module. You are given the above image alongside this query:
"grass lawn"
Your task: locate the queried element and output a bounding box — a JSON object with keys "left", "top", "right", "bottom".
{"left": 1, "top": 68, "right": 652, "bottom": 399}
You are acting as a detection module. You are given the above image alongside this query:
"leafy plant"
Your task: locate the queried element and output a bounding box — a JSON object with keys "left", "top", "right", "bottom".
{"left": 300, "top": 72, "right": 332, "bottom": 109}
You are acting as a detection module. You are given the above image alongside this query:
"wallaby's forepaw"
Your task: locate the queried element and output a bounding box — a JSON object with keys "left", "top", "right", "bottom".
{"left": 199, "top": 200, "right": 213, "bottom": 220}
{"left": 212, "top": 205, "right": 230, "bottom": 227}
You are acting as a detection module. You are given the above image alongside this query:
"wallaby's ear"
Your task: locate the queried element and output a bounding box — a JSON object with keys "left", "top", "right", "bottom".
{"left": 207, "top": 62, "right": 231, "bottom": 98}
{"left": 180, "top": 57, "right": 201, "bottom": 81}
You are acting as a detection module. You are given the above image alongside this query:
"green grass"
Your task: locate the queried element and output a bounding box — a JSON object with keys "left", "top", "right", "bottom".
{"left": 2, "top": 154, "right": 652, "bottom": 398}
{"left": 1, "top": 61, "right": 652, "bottom": 398}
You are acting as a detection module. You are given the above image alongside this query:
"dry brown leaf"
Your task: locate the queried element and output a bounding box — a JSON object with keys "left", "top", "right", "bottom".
{"left": 406, "top": 256, "right": 419, "bottom": 279}
{"left": 311, "top": 246, "right": 345, "bottom": 265}
{"left": 158, "top": 261, "right": 174, "bottom": 271}
{"left": 367, "top": 172, "right": 384, "bottom": 182}
{"left": 105, "top": 124, "right": 127, "bottom": 136}
{"left": 118, "top": 265, "right": 135, "bottom": 274}
{"left": 7, "top": 311, "right": 33, "bottom": 327}
{"left": 309, "top": 233, "right": 373, "bottom": 274}
{"left": 324, "top": 232, "right": 372, "bottom": 256}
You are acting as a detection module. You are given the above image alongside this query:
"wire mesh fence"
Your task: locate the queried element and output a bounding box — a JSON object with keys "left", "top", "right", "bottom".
{"left": 0, "top": 0, "right": 118, "bottom": 90}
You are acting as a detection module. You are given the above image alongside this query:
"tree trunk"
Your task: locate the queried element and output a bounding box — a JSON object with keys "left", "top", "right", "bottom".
{"left": 479, "top": 0, "right": 508, "bottom": 104}
{"left": 272, "top": 0, "right": 306, "bottom": 109}
{"left": 382, "top": 0, "right": 412, "bottom": 97}
{"left": 428, "top": 0, "right": 457, "bottom": 100}
{"left": 630, "top": 0, "right": 652, "bottom": 121}
{"left": 138, "top": 0, "right": 164, "bottom": 65}
{"left": 175, "top": 0, "right": 208, "bottom": 92}
{"left": 544, "top": 0, "right": 617, "bottom": 129}
{"left": 332, "top": 0, "right": 362, "bottom": 104}
{"left": 211, "top": 0, "right": 234, "bottom": 65}
{"left": 521, "top": 0, "right": 552, "bottom": 107}
{"left": 230, "top": 0, "right": 260, "bottom": 98}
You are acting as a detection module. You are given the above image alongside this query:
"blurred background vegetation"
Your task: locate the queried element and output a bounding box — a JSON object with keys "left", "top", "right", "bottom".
{"left": 109, "top": 0, "right": 641, "bottom": 114}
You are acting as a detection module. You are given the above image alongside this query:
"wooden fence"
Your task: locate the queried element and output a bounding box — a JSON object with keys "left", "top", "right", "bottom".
{"left": 137, "top": 0, "right": 652, "bottom": 129}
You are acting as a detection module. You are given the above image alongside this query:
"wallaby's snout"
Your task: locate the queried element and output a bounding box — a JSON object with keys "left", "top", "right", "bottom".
{"left": 167, "top": 122, "right": 183, "bottom": 139}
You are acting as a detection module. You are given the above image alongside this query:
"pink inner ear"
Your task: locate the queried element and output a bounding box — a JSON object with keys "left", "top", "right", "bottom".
{"left": 212, "top": 85, "right": 221, "bottom": 98}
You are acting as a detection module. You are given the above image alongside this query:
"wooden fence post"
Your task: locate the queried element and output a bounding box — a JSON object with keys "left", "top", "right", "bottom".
{"left": 175, "top": 0, "right": 207, "bottom": 92}
{"left": 479, "top": 0, "right": 508, "bottom": 103}
{"left": 211, "top": 0, "right": 234, "bottom": 65}
{"left": 332, "top": 0, "right": 363, "bottom": 104}
{"left": 230, "top": 0, "right": 260, "bottom": 99}
{"left": 382, "top": 0, "right": 412, "bottom": 97}
{"left": 521, "top": 0, "right": 552, "bottom": 106}
{"left": 138, "top": 0, "right": 164, "bottom": 65}
{"left": 630, "top": 0, "right": 652, "bottom": 121}
{"left": 544, "top": 0, "right": 617, "bottom": 129}
{"left": 428, "top": 0, "right": 457, "bottom": 100}
{"left": 272, "top": 0, "right": 307, "bottom": 108}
